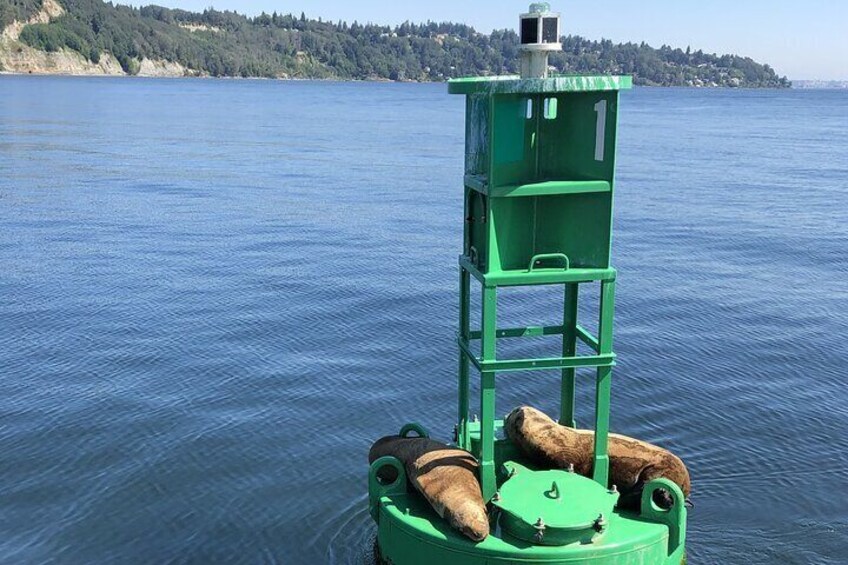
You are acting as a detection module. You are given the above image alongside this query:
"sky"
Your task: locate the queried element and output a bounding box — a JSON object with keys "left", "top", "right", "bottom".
{"left": 138, "top": 1, "right": 848, "bottom": 80}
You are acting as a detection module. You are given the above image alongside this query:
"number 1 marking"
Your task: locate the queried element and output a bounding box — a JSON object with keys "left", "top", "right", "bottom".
{"left": 594, "top": 100, "right": 607, "bottom": 162}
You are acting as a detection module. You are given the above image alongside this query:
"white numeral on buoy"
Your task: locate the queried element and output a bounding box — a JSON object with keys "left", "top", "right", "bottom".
{"left": 594, "top": 100, "right": 607, "bottom": 162}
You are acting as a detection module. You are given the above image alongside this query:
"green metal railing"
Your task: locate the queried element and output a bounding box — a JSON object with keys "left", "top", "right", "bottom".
{"left": 457, "top": 265, "right": 617, "bottom": 499}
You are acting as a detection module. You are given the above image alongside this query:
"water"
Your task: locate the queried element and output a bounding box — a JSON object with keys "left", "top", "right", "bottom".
{"left": 0, "top": 76, "right": 846, "bottom": 564}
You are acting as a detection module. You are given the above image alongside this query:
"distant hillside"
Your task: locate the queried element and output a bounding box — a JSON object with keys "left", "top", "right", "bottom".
{"left": 0, "top": 0, "right": 791, "bottom": 87}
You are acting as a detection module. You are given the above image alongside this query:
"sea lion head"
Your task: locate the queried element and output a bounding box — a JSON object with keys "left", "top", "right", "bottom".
{"left": 504, "top": 406, "right": 531, "bottom": 436}
{"left": 506, "top": 406, "right": 564, "bottom": 432}
{"left": 445, "top": 499, "right": 490, "bottom": 542}
{"left": 505, "top": 406, "right": 584, "bottom": 465}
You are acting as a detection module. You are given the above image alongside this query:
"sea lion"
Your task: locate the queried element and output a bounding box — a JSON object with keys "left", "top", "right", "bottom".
{"left": 505, "top": 406, "right": 691, "bottom": 510}
{"left": 369, "top": 436, "right": 489, "bottom": 542}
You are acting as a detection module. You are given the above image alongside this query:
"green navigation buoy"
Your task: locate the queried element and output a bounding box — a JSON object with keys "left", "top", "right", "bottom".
{"left": 369, "top": 4, "right": 687, "bottom": 564}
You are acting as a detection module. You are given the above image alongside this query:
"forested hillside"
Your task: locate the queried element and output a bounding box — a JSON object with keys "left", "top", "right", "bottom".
{"left": 1, "top": 0, "right": 791, "bottom": 87}
{"left": 0, "top": 0, "right": 42, "bottom": 27}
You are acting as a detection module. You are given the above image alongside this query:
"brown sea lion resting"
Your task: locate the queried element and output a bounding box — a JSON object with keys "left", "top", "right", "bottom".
{"left": 369, "top": 436, "right": 490, "bottom": 542}
{"left": 505, "top": 406, "right": 691, "bottom": 510}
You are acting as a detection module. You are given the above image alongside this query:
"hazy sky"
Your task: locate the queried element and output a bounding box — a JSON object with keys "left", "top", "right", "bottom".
{"left": 140, "top": 1, "right": 848, "bottom": 80}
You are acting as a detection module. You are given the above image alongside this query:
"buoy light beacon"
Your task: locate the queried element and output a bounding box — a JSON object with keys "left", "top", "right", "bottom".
{"left": 519, "top": 3, "right": 562, "bottom": 78}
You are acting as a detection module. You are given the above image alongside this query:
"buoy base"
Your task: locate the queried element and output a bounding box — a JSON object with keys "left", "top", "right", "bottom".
{"left": 368, "top": 422, "right": 687, "bottom": 565}
{"left": 369, "top": 444, "right": 686, "bottom": 565}
{"left": 373, "top": 491, "right": 684, "bottom": 565}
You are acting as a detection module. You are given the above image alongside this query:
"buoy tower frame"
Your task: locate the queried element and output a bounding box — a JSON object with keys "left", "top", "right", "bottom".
{"left": 368, "top": 5, "right": 688, "bottom": 564}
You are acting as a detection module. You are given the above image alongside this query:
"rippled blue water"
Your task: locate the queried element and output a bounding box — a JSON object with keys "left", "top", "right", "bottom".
{"left": 0, "top": 76, "right": 846, "bottom": 564}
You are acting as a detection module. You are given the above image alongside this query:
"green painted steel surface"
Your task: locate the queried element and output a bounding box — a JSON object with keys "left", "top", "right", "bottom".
{"left": 448, "top": 75, "right": 633, "bottom": 95}
{"left": 453, "top": 72, "right": 628, "bottom": 495}
{"left": 369, "top": 68, "right": 688, "bottom": 564}
{"left": 461, "top": 89, "right": 622, "bottom": 276}
{"left": 494, "top": 463, "right": 619, "bottom": 546}
{"left": 370, "top": 452, "right": 686, "bottom": 565}
{"left": 376, "top": 496, "right": 682, "bottom": 565}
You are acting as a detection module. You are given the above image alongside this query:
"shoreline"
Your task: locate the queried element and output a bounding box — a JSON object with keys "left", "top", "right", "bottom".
{"left": 0, "top": 70, "right": 801, "bottom": 89}
{"left": 0, "top": 0, "right": 796, "bottom": 92}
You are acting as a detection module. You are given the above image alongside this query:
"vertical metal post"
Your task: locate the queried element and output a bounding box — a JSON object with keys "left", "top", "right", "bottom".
{"left": 479, "top": 285, "right": 498, "bottom": 500}
{"left": 560, "top": 282, "right": 579, "bottom": 428}
{"left": 457, "top": 267, "right": 471, "bottom": 449}
{"left": 593, "top": 279, "right": 615, "bottom": 486}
